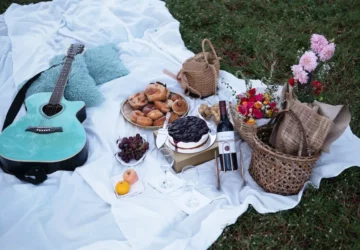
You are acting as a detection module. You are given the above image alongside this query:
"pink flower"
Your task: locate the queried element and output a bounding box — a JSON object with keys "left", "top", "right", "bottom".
{"left": 269, "top": 102, "right": 277, "bottom": 109}
{"left": 247, "top": 102, "right": 254, "bottom": 109}
{"left": 292, "top": 65, "right": 309, "bottom": 84}
{"left": 319, "top": 43, "right": 336, "bottom": 62}
{"left": 311, "top": 34, "right": 329, "bottom": 54}
{"left": 248, "top": 96, "right": 256, "bottom": 103}
{"left": 299, "top": 51, "right": 318, "bottom": 72}
{"left": 253, "top": 108, "right": 263, "bottom": 119}
{"left": 238, "top": 105, "right": 247, "bottom": 115}
{"left": 294, "top": 69, "right": 309, "bottom": 84}
{"left": 291, "top": 64, "right": 303, "bottom": 76}
{"left": 255, "top": 93, "right": 263, "bottom": 102}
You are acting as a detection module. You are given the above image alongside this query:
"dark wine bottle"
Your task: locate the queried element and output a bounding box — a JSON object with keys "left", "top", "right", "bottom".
{"left": 217, "top": 101, "right": 238, "bottom": 171}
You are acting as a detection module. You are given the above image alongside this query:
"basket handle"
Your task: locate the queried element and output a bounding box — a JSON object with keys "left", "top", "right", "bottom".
{"left": 267, "top": 110, "right": 311, "bottom": 156}
{"left": 202, "top": 39, "right": 219, "bottom": 65}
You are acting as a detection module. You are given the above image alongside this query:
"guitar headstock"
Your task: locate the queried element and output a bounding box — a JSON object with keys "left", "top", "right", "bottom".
{"left": 67, "top": 44, "right": 85, "bottom": 58}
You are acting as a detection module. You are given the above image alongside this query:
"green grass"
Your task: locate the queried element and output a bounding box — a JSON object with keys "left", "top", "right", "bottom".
{"left": 2, "top": 0, "right": 360, "bottom": 249}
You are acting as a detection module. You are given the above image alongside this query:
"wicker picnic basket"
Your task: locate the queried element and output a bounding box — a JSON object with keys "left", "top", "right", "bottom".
{"left": 249, "top": 110, "right": 321, "bottom": 195}
{"left": 230, "top": 105, "right": 257, "bottom": 148}
{"left": 176, "top": 39, "right": 220, "bottom": 98}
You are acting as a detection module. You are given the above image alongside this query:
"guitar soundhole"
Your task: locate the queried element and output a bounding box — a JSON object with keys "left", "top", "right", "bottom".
{"left": 42, "top": 104, "right": 63, "bottom": 117}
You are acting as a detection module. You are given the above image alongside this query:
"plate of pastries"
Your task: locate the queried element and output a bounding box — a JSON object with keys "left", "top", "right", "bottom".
{"left": 121, "top": 82, "right": 190, "bottom": 129}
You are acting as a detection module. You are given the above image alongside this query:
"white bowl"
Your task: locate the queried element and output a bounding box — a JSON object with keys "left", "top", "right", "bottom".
{"left": 115, "top": 134, "right": 148, "bottom": 167}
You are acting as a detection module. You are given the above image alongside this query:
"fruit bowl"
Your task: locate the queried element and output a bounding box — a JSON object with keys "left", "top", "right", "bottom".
{"left": 115, "top": 134, "right": 149, "bottom": 167}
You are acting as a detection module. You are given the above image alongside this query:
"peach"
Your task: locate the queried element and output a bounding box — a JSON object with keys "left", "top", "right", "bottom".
{"left": 123, "top": 169, "right": 139, "bottom": 185}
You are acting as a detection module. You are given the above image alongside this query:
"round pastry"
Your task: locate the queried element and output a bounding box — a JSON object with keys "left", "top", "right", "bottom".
{"left": 155, "top": 101, "right": 170, "bottom": 113}
{"left": 130, "top": 110, "right": 144, "bottom": 123}
{"left": 169, "top": 112, "right": 179, "bottom": 123}
{"left": 128, "top": 92, "right": 148, "bottom": 110}
{"left": 211, "top": 104, "right": 220, "bottom": 124}
{"left": 168, "top": 116, "right": 210, "bottom": 149}
{"left": 166, "top": 99, "right": 173, "bottom": 108}
{"left": 142, "top": 104, "right": 156, "bottom": 116}
{"left": 169, "top": 93, "right": 181, "bottom": 102}
{"left": 198, "top": 104, "right": 212, "bottom": 120}
{"left": 154, "top": 116, "right": 166, "bottom": 127}
{"left": 145, "top": 83, "right": 167, "bottom": 102}
{"left": 172, "top": 99, "right": 188, "bottom": 116}
{"left": 147, "top": 109, "right": 164, "bottom": 120}
{"left": 136, "top": 116, "right": 153, "bottom": 126}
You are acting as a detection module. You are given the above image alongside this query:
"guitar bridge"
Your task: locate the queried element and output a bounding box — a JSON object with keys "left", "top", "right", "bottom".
{"left": 25, "top": 126, "right": 63, "bottom": 134}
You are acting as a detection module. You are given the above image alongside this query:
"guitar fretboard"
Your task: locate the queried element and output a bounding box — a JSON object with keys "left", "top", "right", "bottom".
{"left": 49, "top": 56, "right": 75, "bottom": 105}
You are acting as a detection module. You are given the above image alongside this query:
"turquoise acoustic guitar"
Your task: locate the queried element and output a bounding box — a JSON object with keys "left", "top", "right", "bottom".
{"left": 0, "top": 44, "right": 88, "bottom": 183}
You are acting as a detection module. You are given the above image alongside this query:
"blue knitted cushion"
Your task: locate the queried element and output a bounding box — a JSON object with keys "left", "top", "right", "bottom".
{"left": 26, "top": 55, "right": 103, "bottom": 107}
{"left": 84, "top": 43, "right": 129, "bottom": 85}
{"left": 26, "top": 43, "right": 129, "bottom": 106}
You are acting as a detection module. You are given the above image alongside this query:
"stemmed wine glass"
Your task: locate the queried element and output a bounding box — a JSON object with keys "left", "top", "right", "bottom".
{"left": 181, "top": 165, "right": 200, "bottom": 207}
{"left": 158, "top": 147, "right": 174, "bottom": 189}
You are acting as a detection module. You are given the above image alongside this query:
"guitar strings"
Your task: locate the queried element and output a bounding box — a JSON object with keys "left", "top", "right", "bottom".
{"left": 39, "top": 45, "right": 81, "bottom": 128}
{"left": 43, "top": 56, "right": 71, "bottom": 127}
{"left": 36, "top": 61, "right": 64, "bottom": 128}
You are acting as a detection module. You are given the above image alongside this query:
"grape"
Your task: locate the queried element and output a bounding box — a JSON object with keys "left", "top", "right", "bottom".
{"left": 116, "top": 134, "right": 149, "bottom": 163}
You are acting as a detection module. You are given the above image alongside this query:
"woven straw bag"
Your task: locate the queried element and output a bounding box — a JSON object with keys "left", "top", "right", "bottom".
{"left": 249, "top": 110, "right": 321, "bottom": 195}
{"left": 230, "top": 106, "right": 257, "bottom": 148}
{"left": 176, "top": 39, "right": 220, "bottom": 98}
{"left": 269, "top": 83, "right": 333, "bottom": 156}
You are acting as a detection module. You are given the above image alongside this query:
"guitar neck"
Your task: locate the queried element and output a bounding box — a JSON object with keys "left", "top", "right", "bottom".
{"left": 49, "top": 56, "right": 75, "bottom": 105}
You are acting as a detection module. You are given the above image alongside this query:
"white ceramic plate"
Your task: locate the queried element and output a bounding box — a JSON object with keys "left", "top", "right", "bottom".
{"left": 165, "top": 132, "right": 217, "bottom": 154}
{"left": 115, "top": 134, "right": 149, "bottom": 167}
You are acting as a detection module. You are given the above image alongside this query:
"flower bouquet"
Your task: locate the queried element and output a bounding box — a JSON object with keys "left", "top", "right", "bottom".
{"left": 230, "top": 87, "right": 278, "bottom": 148}
{"left": 270, "top": 34, "right": 350, "bottom": 156}
{"left": 288, "top": 34, "right": 335, "bottom": 103}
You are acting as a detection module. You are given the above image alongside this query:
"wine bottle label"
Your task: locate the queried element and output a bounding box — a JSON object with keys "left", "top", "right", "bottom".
{"left": 217, "top": 131, "right": 236, "bottom": 154}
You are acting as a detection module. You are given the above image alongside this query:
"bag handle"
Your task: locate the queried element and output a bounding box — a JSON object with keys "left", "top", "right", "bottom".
{"left": 266, "top": 110, "right": 311, "bottom": 156}
{"left": 202, "top": 39, "right": 219, "bottom": 65}
{"left": 202, "top": 39, "right": 219, "bottom": 95}
{"left": 210, "top": 64, "right": 218, "bottom": 95}
{"left": 164, "top": 69, "right": 204, "bottom": 98}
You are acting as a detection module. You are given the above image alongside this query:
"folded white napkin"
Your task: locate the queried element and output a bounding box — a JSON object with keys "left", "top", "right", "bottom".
{"left": 173, "top": 190, "right": 212, "bottom": 215}
{"left": 148, "top": 172, "right": 185, "bottom": 194}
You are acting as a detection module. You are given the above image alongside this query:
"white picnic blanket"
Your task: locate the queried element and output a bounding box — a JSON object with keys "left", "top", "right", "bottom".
{"left": 0, "top": 0, "right": 359, "bottom": 250}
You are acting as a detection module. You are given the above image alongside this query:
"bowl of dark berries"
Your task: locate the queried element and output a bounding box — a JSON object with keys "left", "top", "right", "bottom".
{"left": 115, "top": 134, "right": 150, "bottom": 167}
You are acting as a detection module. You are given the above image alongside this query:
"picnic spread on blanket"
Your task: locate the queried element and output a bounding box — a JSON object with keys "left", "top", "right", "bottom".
{"left": 0, "top": 0, "right": 359, "bottom": 250}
